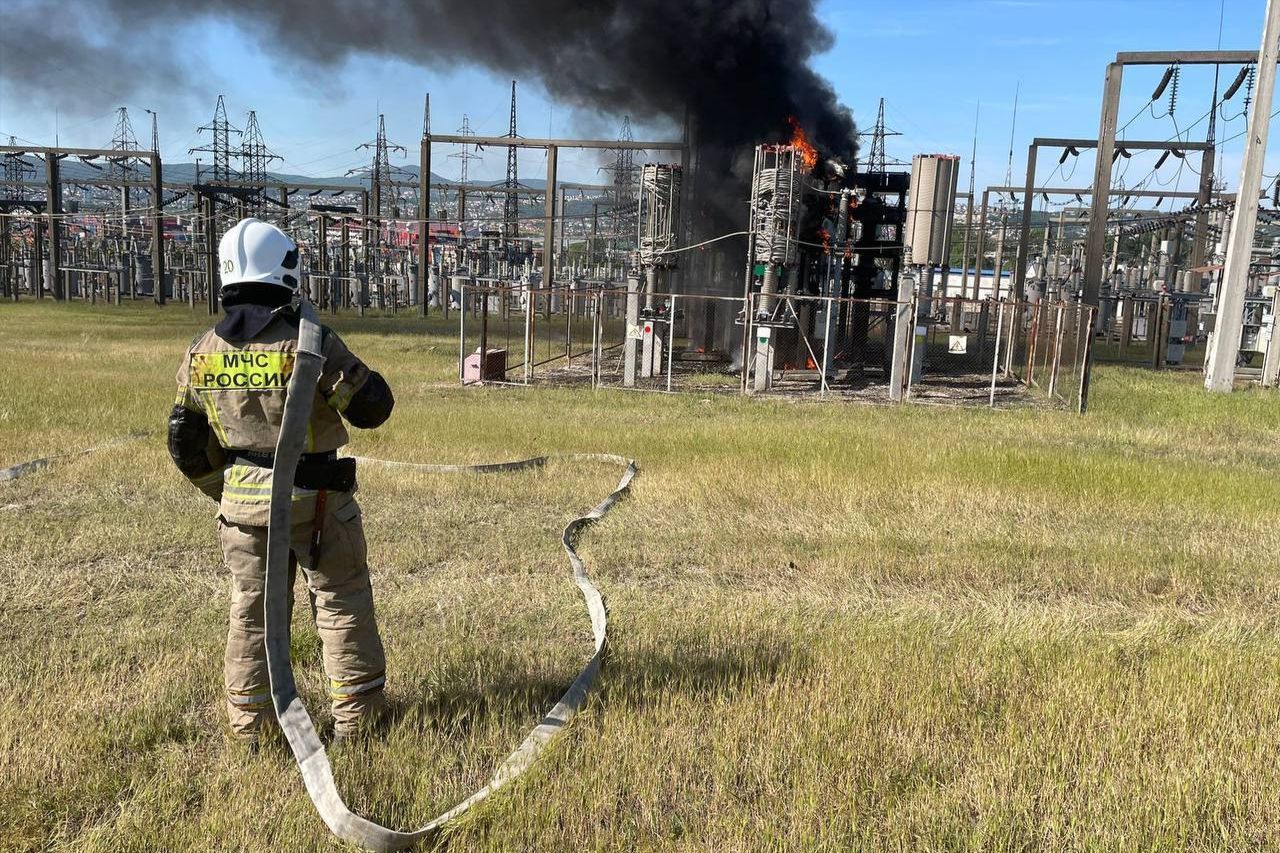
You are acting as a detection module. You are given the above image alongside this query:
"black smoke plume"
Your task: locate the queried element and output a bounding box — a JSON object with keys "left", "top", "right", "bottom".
{"left": 3, "top": 0, "right": 857, "bottom": 258}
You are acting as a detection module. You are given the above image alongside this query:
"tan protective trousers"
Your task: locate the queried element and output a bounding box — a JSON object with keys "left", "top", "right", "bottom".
{"left": 218, "top": 495, "right": 387, "bottom": 738}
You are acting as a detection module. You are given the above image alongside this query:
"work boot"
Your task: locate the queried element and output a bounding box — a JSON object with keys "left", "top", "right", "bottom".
{"left": 331, "top": 694, "right": 390, "bottom": 748}
{"left": 226, "top": 729, "right": 262, "bottom": 757}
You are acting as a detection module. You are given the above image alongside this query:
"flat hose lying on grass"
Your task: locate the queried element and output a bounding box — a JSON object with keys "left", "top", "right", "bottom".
{"left": 0, "top": 434, "right": 146, "bottom": 482}
{"left": 268, "top": 299, "right": 637, "bottom": 850}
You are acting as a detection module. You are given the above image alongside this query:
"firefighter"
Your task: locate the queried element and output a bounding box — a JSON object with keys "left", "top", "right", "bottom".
{"left": 168, "top": 217, "right": 395, "bottom": 745}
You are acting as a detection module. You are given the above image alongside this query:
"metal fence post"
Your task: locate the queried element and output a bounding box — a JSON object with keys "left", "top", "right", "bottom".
{"left": 666, "top": 294, "right": 676, "bottom": 393}
{"left": 820, "top": 294, "right": 832, "bottom": 397}
{"left": 990, "top": 300, "right": 1006, "bottom": 408}
{"left": 564, "top": 286, "right": 574, "bottom": 368}
{"left": 904, "top": 292, "right": 920, "bottom": 401}
{"left": 1048, "top": 303, "right": 1065, "bottom": 399}
{"left": 591, "top": 291, "right": 601, "bottom": 389}
{"left": 1003, "top": 299, "right": 1018, "bottom": 376}
{"left": 458, "top": 282, "right": 466, "bottom": 384}
{"left": 523, "top": 285, "right": 534, "bottom": 385}
{"left": 1078, "top": 304, "right": 1096, "bottom": 413}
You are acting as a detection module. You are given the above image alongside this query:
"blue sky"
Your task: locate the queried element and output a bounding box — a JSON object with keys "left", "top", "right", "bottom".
{"left": 0, "top": 0, "right": 1273, "bottom": 200}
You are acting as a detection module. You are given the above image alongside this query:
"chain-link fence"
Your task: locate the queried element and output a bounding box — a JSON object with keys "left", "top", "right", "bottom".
{"left": 1006, "top": 299, "right": 1096, "bottom": 412}
{"left": 740, "top": 292, "right": 900, "bottom": 403}
{"left": 592, "top": 289, "right": 744, "bottom": 395}
{"left": 457, "top": 283, "right": 597, "bottom": 388}
{"left": 908, "top": 297, "right": 1020, "bottom": 406}
{"left": 458, "top": 287, "right": 1095, "bottom": 412}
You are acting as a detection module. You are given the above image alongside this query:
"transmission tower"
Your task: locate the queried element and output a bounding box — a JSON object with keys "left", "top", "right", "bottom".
{"left": 855, "top": 98, "right": 903, "bottom": 173}
{"left": 869, "top": 99, "right": 887, "bottom": 174}
{"left": 503, "top": 81, "right": 520, "bottom": 239}
{"left": 350, "top": 114, "right": 407, "bottom": 221}
{"left": 449, "top": 115, "right": 481, "bottom": 228}
{"left": 3, "top": 137, "right": 35, "bottom": 201}
{"left": 109, "top": 107, "right": 141, "bottom": 181}
{"left": 240, "top": 110, "right": 281, "bottom": 213}
{"left": 604, "top": 116, "right": 641, "bottom": 256}
{"left": 108, "top": 107, "right": 144, "bottom": 234}
{"left": 189, "top": 95, "right": 242, "bottom": 184}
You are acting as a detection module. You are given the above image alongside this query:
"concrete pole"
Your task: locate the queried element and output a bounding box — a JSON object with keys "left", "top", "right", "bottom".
{"left": 973, "top": 190, "right": 990, "bottom": 300}
{"left": 418, "top": 137, "right": 430, "bottom": 316}
{"left": 0, "top": 211, "right": 9, "bottom": 301}
{"left": 558, "top": 187, "right": 567, "bottom": 268}
{"left": 1208, "top": 0, "right": 1280, "bottom": 392}
{"left": 624, "top": 275, "right": 639, "bottom": 387}
{"left": 1264, "top": 286, "right": 1280, "bottom": 384}
{"left": 340, "top": 215, "right": 350, "bottom": 309}
{"left": 542, "top": 145, "right": 558, "bottom": 290}
{"left": 317, "top": 215, "right": 328, "bottom": 277}
{"left": 203, "top": 194, "right": 218, "bottom": 316}
{"left": 359, "top": 191, "right": 369, "bottom": 317}
{"left": 1013, "top": 143, "right": 1038, "bottom": 300}
{"left": 1109, "top": 233, "right": 1121, "bottom": 293}
{"left": 311, "top": 214, "right": 327, "bottom": 305}
{"left": 1040, "top": 208, "right": 1051, "bottom": 264}
{"left": 1189, "top": 143, "right": 1217, "bottom": 278}
{"left": 889, "top": 272, "right": 915, "bottom": 402}
{"left": 120, "top": 187, "right": 130, "bottom": 247}
{"left": 31, "top": 219, "right": 42, "bottom": 299}
{"left": 1084, "top": 62, "right": 1125, "bottom": 305}
{"left": 45, "top": 153, "right": 61, "bottom": 300}
{"left": 151, "top": 153, "right": 166, "bottom": 305}
{"left": 959, "top": 194, "right": 974, "bottom": 300}
{"left": 992, "top": 212, "right": 1007, "bottom": 300}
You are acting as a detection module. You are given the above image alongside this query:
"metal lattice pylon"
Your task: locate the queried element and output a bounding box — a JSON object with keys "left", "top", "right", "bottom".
{"left": 603, "top": 116, "right": 641, "bottom": 262}
{"left": 109, "top": 107, "right": 140, "bottom": 181}
{"left": 503, "top": 81, "right": 520, "bottom": 239}
{"left": 3, "top": 136, "right": 34, "bottom": 201}
{"left": 351, "top": 114, "right": 407, "bottom": 220}
{"left": 190, "top": 95, "right": 242, "bottom": 184}
{"left": 240, "top": 110, "right": 281, "bottom": 212}
{"left": 108, "top": 107, "right": 143, "bottom": 235}
{"left": 448, "top": 115, "right": 481, "bottom": 230}
{"left": 869, "top": 98, "right": 887, "bottom": 174}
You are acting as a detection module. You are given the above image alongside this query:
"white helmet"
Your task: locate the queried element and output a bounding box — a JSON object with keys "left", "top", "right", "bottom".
{"left": 218, "top": 217, "right": 301, "bottom": 292}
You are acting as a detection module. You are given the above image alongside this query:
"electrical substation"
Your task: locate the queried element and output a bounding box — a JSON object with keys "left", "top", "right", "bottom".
{"left": 9, "top": 3, "right": 1280, "bottom": 849}
{"left": 7, "top": 47, "right": 1280, "bottom": 412}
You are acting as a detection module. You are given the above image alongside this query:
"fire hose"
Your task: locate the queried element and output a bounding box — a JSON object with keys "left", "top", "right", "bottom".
{"left": 266, "top": 298, "right": 636, "bottom": 850}
{"left": 0, "top": 434, "right": 146, "bottom": 482}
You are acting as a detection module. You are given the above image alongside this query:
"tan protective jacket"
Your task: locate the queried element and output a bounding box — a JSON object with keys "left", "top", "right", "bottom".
{"left": 174, "top": 313, "right": 372, "bottom": 526}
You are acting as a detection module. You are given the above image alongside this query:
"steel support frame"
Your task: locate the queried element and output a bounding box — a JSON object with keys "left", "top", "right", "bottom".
{"left": 1084, "top": 51, "right": 1266, "bottom": 306}
{"left": 1017, "top": 137, "right": 1212, "bottom": 302}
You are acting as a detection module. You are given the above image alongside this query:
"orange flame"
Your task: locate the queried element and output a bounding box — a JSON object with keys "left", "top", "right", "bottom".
{"left": 818, "top": 227, "right": 831, "bottom": 256}
{"left": 787, "top": 116, "right": 818, "bottom": 171}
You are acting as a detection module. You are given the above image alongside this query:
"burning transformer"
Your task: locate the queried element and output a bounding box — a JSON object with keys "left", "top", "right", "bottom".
{"left": 742, "top": 122, "right": 909, "bottom": 392}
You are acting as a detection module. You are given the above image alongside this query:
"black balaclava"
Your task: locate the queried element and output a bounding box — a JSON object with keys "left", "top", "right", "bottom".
{"left": 216, "top": 283, "right": 298, "bottom": 342}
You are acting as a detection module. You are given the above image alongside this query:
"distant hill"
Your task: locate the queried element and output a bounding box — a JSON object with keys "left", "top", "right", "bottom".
{"left": 8, "top": 155, "right": 548, "bottom": 190}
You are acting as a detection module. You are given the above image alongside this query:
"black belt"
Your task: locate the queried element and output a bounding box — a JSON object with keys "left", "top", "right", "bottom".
{"left": 231, "top": 449, "right": 356, "bottom": 492}
{"left": 233, "top": 449, "right": 337, "bottom": 468}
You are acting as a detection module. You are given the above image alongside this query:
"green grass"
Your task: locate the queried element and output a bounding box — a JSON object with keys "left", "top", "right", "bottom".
{"left": 1, "top": 300, "right": 1279, "bottom": 851}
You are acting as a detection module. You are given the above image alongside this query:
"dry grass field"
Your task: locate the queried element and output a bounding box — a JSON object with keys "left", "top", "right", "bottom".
{"left": 2, "top": 301, "right": 1279, "bottom": 851}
